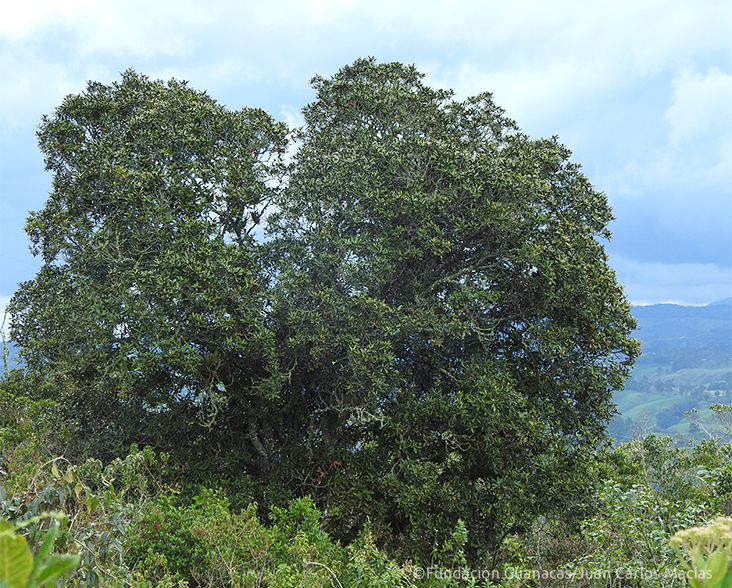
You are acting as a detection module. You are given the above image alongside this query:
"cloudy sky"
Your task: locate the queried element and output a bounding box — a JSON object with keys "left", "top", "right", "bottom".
{"left": 1, "top": 0, "right": 730, "bottom": 314}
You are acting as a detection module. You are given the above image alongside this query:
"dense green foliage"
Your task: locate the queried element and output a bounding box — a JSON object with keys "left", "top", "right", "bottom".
{"left": 270, "top": 59, "right": 638, "bottom": 561}
{"left": 8, "top": 70, "right": 289, "bottom": 465}
{"left": 3, "top": 386, "right": 732, "bottom": 587}
{"left": 6, "top": 58, "right": 639, "bottom": 566}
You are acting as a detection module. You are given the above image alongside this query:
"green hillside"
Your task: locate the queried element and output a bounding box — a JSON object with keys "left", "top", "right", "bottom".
{"left": 611, "top": 299, "right": 732, "bottom": 442}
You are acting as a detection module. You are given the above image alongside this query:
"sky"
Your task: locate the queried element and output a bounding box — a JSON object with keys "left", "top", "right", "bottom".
{"left": 1, "top": 0, "right": 731, "bottom": 317}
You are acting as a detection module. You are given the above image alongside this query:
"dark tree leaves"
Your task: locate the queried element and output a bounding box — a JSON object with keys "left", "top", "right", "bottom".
{"left": 270, "top": 58, "right": 639, "bottom": 562}
{"left": 9, "top": 61, "right": 639, "bottom": 565}
{"left": 10, "top": 71, "right": 288, "bottom": 466}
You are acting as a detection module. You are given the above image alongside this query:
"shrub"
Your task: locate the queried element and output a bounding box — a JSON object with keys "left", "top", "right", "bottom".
{"left": 670, "top": 517, "right": 732, "bottom": 588}
{"left": 124, "top": 489, "right": 411, "bottom": 588}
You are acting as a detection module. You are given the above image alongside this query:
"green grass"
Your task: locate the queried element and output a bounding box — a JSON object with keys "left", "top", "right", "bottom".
{"left": 614, "top": 390, "right": 694, "bottom": 421}
{"left": 612, "top": 353, "right": 732, "bottom": 441}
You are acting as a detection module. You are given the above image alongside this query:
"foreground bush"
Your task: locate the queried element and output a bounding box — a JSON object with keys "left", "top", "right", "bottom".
{"left": 0, "top": 444, "right": 174, "bottom": 587}
{"left": 0, "top": 441, "right": 431, "bottom": 587}
{"left": 125, "top": 490, "right": 412, "bottom": 587}
{"left": 485, "top": 428, "right": 732, "bottom": 588}
{"left": 0, "top": 518, "right": 79, "bottom": 588}
{"left": 671, "top": 517, "right": 732, "bottom": 588}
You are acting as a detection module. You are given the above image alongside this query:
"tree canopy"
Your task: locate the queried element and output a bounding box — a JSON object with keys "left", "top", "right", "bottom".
{"left": 9, "top": 70, "right": 289, "bottom": 465}
{"left": 8, "top": 59, "right": 639, "bottom": 565}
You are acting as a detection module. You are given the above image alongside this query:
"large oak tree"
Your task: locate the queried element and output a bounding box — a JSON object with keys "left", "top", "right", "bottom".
{"left": 8, "top": 60, "right": 638, "bottom": 564}
{"left": 269, "top": 58, "right": 639, "bottom": 561}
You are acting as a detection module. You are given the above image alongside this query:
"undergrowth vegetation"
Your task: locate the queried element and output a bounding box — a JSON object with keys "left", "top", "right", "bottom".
{"left": 4, "top": 372, "right": 732, "bottom": 587}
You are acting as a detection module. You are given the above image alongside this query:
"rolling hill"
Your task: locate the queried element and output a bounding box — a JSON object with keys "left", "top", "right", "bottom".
{"left": 610, "top": 298, "right": 732, "bottom": 442}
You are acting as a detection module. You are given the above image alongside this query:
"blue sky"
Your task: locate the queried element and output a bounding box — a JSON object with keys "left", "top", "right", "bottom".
{"left": 1, "top": 0, "right": 731, "bottom": 316}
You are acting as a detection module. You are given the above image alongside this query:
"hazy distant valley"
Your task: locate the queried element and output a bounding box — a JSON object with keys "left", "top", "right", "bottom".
{"left": 611, "top": 298, "right": 732, "bottom": 442}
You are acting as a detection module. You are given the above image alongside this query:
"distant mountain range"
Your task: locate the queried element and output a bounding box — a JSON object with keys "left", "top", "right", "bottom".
{"left": 631, "top": 297, "right": 732, "bottom": 352}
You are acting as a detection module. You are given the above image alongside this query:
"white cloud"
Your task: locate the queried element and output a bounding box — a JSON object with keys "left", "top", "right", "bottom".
{"left": 666, "top": 66, "right": 732, "bottom": 146}
{"left": 279, "top": 104, "right": 304, "bottom": 130}
{"left": 1, "top": 0, "right": 212, "bottom": 57}
{"left": 416, "top": 1, "right": 732, "bottom": 158}
{"left": 3, "top": 0, "right": 730, "bottom": 130}
{"left": 597, "top": 63, "right": 732, "bottom": 202}
{"left": 610, "top": 255, "right": 732, "bottom": 306}
{"left": 431, "top": 58, "right": 613, "bottom": 131}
